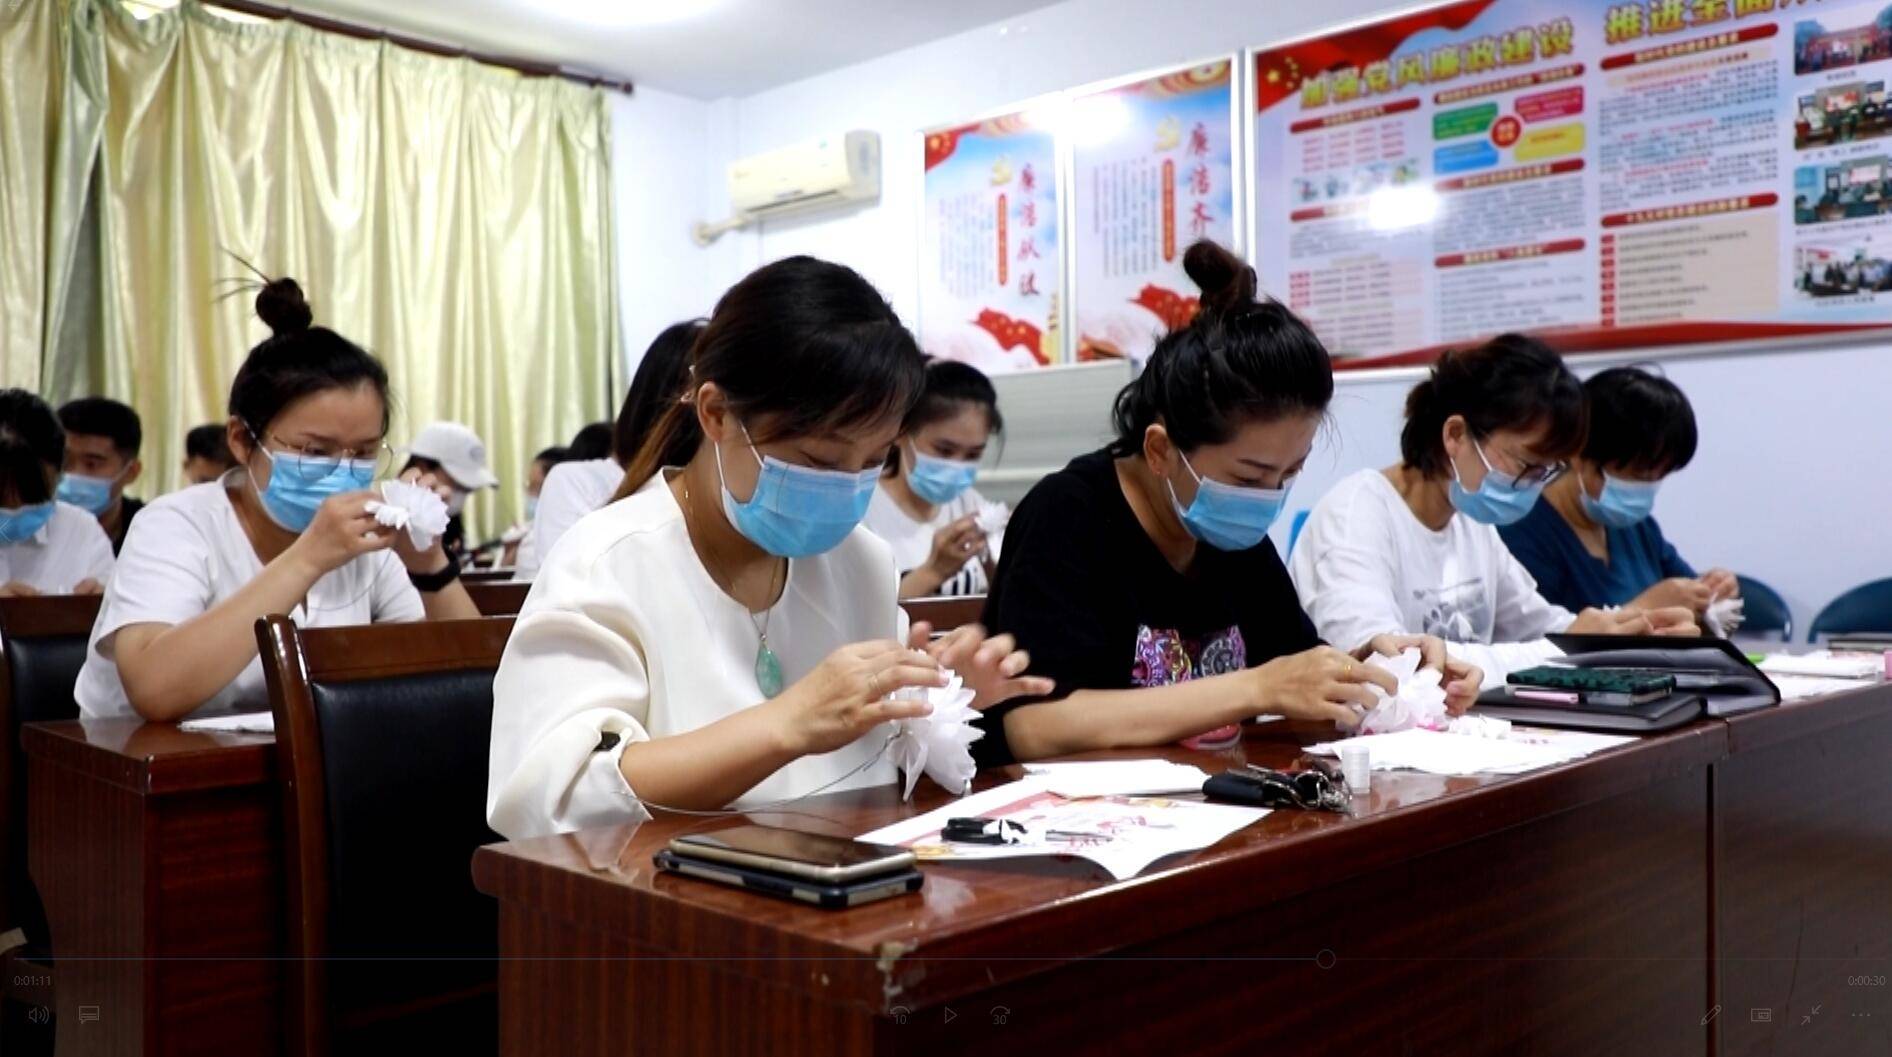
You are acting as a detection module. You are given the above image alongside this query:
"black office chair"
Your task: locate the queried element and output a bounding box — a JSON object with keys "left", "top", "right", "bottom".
{"left": 0, "top": 595, "right": 100, "bottom": 1052}
{"left": 1734, "top": 575, "right": 1793, "bottom": 641}
{"left": 257, "top": 615, "right": 513, "bottom": 1057}
{"left": 1808, "top": 578, "right": 1892, "bottom": 642}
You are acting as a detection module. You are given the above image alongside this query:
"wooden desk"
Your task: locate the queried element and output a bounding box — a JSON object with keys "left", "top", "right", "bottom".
{"left": 476, "top": 720, "right": 1726, "bottom": 1056}
{"left": 1711, "top": 681, "right": 1892, "bottom": 1056}
{"left": 25, "top": 720, "right": 281, "bottom": 1057}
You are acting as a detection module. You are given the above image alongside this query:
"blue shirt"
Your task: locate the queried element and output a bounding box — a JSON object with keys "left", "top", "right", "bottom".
{"left": 1499, "top": 500, "right": 1696, "bottom": 612}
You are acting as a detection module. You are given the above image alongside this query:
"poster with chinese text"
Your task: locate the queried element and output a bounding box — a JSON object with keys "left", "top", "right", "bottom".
{"left": 1251, "top": 0, "right": 1892, "bottom": 368}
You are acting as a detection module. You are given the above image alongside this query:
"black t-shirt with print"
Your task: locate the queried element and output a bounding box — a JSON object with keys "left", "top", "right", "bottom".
{"left": 976, "top": 447, "right": 1321, "bottom": 765}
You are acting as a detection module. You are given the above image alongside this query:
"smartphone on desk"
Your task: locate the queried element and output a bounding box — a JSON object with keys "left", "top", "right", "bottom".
{"left": 667, "top": 824, "right": 917, "bottom": 884}
{"left": 653, "top": 850, "right": 923, "bottom": 909}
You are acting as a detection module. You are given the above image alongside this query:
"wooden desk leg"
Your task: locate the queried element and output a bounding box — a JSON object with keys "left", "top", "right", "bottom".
{"left": 1715, "top": 713, "right": 1892, "bottom": 1057}
{"left": 28, "top": 759, "right": 283, "bottom": 1057}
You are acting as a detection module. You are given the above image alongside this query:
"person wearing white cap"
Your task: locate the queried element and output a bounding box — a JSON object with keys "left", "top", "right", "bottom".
{"left": 402, "top": 421, "right": 500, "bottom": 567}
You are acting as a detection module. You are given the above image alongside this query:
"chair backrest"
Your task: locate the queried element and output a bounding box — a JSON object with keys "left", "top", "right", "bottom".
{"left": 465, "top": 580, "right": 529, "bottom": 617}
{"left": 0, "top": 594, "right": 101, "bottom": 947}
{"left": 1733, "top": 575, "right": 1793, "bottom": 641}
{"left": 256, "top": 615, "right": 512, "bottom": 1056}
{"left": 902, "top": 595, "right": 986, "bottom": 634}
{"left": 461, "top": 567, "right": 515, "bottom": 584}
{"left": 1809, "top": 577, "right": 1892, "bottom": 642}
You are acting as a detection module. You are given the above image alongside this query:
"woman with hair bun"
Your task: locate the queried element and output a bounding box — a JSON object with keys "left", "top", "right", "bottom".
{"left": 1288, "top": 334, "right": 1697, "bottom": 688}
{"left": 976, "top": 241, "right": 1482, "bottom": 766}
{"left": 75, "top": 277, "right": 480, "bottom": 723}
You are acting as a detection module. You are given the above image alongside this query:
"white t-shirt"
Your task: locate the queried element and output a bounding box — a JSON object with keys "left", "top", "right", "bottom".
{"left": 861, "top": 482, "right": 1004, "bottom": 597}
{"left": 74, "top": 474, "right": 426, "bottom": 720}
{"left": 1288, "top": 469, "right": 1573, "bottom": 687}
{"left": 487, "top": 474, "right": 905, "bottom": 841}
{"left": 0, "top": 502, "right": 114, "bottom": 593}
{"left": 513, "top": 458, "right": 622, "bottom": 581}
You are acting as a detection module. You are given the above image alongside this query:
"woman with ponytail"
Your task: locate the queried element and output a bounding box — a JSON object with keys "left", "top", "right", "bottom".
{"left": 75, "top": 277, "right": 480, "bottom": 722}
{"left": 1287, "top": 334, "right": 1697, "bottom": 688}
{"left": 487, "top": 257, "right": 1050, "bottom": 841}
{"left": 976, "top": 242, "right": 1481, "bottom": 766}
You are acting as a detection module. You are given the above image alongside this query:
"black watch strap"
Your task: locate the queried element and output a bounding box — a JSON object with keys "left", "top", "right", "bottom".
{"left": 408, "top": 561, "right": 462, "bottom": 593}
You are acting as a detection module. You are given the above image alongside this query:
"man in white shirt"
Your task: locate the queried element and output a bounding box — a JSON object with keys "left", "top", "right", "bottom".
{"left": 1, "top": 387, "right": 115, "bottom": 596}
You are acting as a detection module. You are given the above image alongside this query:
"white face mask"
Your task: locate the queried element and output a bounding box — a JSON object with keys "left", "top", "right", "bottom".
{"left": 445, "top": 489, "right": 469, "bottom": 517}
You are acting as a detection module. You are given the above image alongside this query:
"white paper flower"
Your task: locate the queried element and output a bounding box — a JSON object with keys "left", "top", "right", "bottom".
{"left": 1356, "top": 647, "right": 1450, "bottom": 734}
{"left": 975, "top": 503, "right": 1011, "bottom": 536}
{"left": 889, "top": 671, "right": 985, "bottom": 800}
{"left": 1704, "top": 596, "right": 1746, "bottom": 638}
{"left": 364, "top": 479, "right": 451, "bottom": 551}
{"left": 1446, "top": 713, "right": 1512, "bottom": 739}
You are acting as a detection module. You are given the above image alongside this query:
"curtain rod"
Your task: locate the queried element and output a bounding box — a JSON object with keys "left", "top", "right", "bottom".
{"left": 204, "top": 0, "right": 636, "bottom": 95}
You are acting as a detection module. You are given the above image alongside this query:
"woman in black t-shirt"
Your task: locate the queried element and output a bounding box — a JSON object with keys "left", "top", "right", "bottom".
{"left": 978, "top": 242, "right": 1482, "bottom": 765}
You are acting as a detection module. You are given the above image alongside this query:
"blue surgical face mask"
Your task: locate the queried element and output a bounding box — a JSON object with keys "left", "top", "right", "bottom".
{"left": 1448, "top": 437, "right": 1548, "bottom": 527}
{"left": 1579, "top": 468, "right": 1661, "bottom": 529}
{"left": 1165, "top": 450, "right": 1291, "bottom": 552}
{"left": 524, "top": 496, "right": 539, "bottom": 521}
{"left": 0, "top": 502, "right": 56, "bottom": 545}
{"left": 57, "top": 472, "right": 120, "bottom": 516}
{"left": 251, "top": 449, "right": 377, "bottom": 533}
{"left": 906, "top": 442, "right": 979, "bottom": 505}
{"left": 717, "top": 425, "right": 880, "bottom": 558}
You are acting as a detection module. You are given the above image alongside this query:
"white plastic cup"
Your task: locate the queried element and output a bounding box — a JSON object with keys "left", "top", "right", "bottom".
{"left": 1338, "top": 742, "right": 1371, "bottom": 793}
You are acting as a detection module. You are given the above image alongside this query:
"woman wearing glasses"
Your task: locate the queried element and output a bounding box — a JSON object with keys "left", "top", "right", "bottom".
{"left": 75, "top": 277, "right": 479, "bottom": 722}
{"left": 1288, "top": 333, "right": 1696, "bottom": 688}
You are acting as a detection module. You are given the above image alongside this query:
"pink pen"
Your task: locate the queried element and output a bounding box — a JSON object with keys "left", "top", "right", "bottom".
{"left": 1513, "top": 688, "right": 1580, "bottom": 704}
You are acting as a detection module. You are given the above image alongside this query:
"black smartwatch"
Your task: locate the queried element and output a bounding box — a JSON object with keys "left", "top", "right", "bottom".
{"left": 408, "top": 561, "right": 462, "bottom": 593}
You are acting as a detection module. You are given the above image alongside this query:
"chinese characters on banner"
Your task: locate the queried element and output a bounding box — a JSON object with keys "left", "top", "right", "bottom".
{"left": 919, "top": 112, "right": 1061, "bottom": 373}
{"left": 1071, "top": 60, "right": 1239, "bottom": 365}
{"left": 1252, "top": 0, "right": 1892, "bottom": 369}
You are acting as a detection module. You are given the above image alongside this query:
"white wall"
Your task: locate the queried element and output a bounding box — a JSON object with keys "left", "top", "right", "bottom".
{"left": 608, "top": 87, "right": 744, "bottom": 381}
{"left": 610, "top": 0, "right": 1892, "bottom": 633}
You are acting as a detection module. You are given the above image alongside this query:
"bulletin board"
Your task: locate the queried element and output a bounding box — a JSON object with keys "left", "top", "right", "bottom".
{"left": 1068, "top": 58, "right": 1242, "bottom": 366}
{"left": 919, "top": 110, "right": 1064, "bottom": 373}
{"left": 1248, "top": 0, "right": 1892, "bottom": 369}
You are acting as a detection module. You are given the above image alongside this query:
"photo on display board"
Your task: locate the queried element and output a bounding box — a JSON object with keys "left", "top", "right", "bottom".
{"left": 1793, "top": 3, "right": 1892, "bottom": 76}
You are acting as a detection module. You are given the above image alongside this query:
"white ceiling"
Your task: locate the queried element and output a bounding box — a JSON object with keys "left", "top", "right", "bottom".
{"left": 284, "top": 0, "right": 1060, "bottom": 99}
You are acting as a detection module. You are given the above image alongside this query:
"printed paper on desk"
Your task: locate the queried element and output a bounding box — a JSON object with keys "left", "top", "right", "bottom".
{"left": 1767, "top": 673, "right": 1874, "bottom": 701}
{"left": 1306, "top": 727, "right": 1633, "bottom": 777}
{"left": 1021, "top": 759, "right": 1212, "bottom": 798}
{"left": 859, "top": 779, "right": 1267, "bottom": 881}
{"left": 1757, "top": 652, "right": 1881, "bottom": 680}
{"left": 179, "top": 711, "right": 275, "bottom": 735}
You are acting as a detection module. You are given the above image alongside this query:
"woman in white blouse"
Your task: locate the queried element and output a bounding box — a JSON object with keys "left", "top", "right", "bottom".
{"left": 862, "top": 360, "right": 1008, "bottom": 599}
{"left": 487, "top": 258, "right": 1051, "bottom": 840}
{"left": 1288, "top": 333, "right": 1696, "bottom": 686}
{"left": 74, "top": 277, "right": 480, "bottom": 722}
{"left": 0, "top": 388, "right": 114, "bottom": 597}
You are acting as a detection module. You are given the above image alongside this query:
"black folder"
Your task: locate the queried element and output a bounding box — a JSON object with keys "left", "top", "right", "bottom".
{"left": 1475, "top": 635, "right": 1781, "bottom": 733}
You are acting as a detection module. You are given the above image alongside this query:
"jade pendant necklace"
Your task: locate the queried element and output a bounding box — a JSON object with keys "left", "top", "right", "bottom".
{"left": 682, "top": 477, "right": 785, "bottom": 697}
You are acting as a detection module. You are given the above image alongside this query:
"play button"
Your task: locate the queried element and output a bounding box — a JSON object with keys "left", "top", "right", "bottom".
{"left": 944, "top": 1008, "right": 957, "bottom": 1024}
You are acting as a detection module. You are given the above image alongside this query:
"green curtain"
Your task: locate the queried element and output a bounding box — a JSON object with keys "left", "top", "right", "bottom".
{"left": 10, "top": 0, "right": 618, "bottom": 542}
{"left": 0, "top": 0, "right": 105, "bottom": 394}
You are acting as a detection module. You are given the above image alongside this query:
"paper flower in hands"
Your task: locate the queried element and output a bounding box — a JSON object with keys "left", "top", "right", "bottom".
{"left": 889, "top": 671, "right": 985, "bottom": 801}
{"left": 1355, "top": 647, "right": 1450, "bottom": 735}
{"left": 363, "top": 480, "right": 450, "bottom": 550}
{"left": 975, "top": 503, "right": 1011, "bottom": 537}
{"left": 1704, "top": 596, "right": 1746, "bottom": 638}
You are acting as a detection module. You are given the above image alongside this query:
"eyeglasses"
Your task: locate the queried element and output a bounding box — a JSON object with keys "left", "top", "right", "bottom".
{"left": 1472, "top": 437, "right": 1566, "bottom": 489}
{"left": 254, "top": 429, "right": 394, "bottom": 483}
